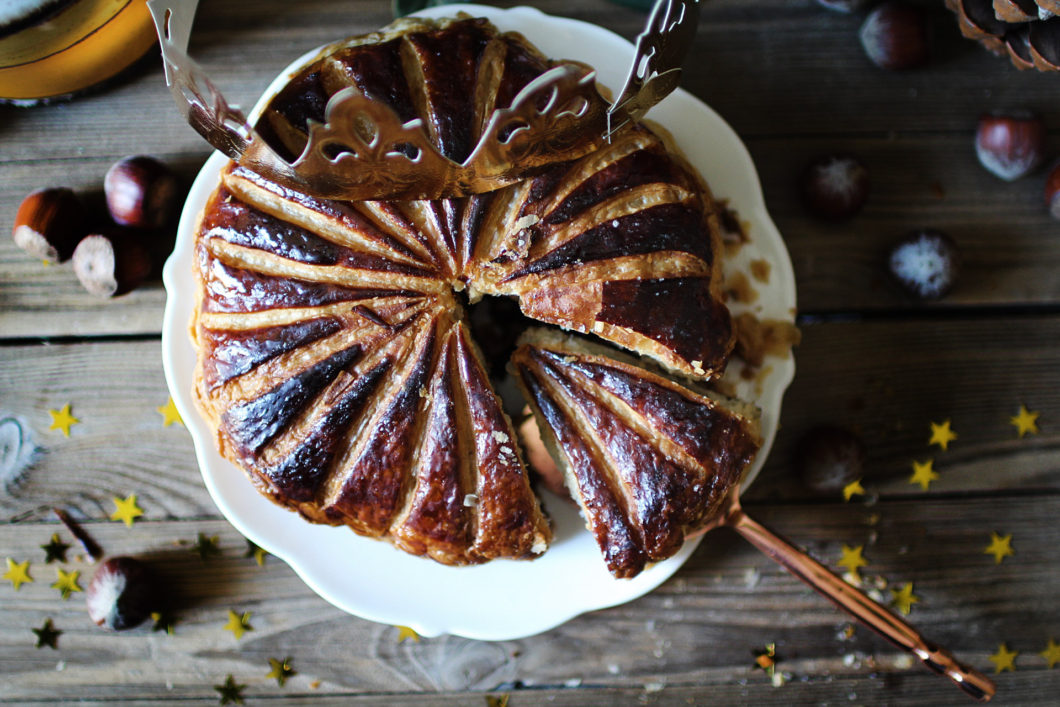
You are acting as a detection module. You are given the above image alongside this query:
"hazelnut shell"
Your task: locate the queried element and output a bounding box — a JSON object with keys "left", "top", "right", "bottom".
{"left": 11, "top": 188, "right": 87, "bottom": 262}
{"left": 975, "top": 113, "right": 1046, "bottom": 182}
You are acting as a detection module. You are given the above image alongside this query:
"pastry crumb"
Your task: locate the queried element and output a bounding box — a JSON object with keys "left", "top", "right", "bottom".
{"left": 463, "top": 494, "right": 479, "bottom": 507}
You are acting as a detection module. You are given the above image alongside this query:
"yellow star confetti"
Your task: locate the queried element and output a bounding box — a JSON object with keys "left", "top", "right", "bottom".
{"left": 928, "top": 420, "right": 957, "bottom": 451}
{"left": 396, "top": 625, "right": 420, "bottom": 643}
{"left": 266, "top": 656, "right": 296, "bottom": 686}
{"left": 157, "top": 397, "right": 183, "bottom": 427}
{"left": 223, "top": 610, "right": 253, "bottom": 640}
{"left": 842, "top": 479, "right": 865, "bottom": 502}
{"left": 983, "top": 532, "right": 1014, "bottom": 564}
{"left": 890, "top": 582, "right": 919, "bottom": 615}
{"left": 1010, "top": 405, "right": 1039, "bottom": 438}
{"left": 909, "top": 459, "right": 939, "bottom": 491}
{"left": 989, "top": 643, "right": 1018, "bottom": 673}
{"left": 48, "top": 404, "right": 79, "bottom": 437}
{"left": 485, "top": 696, "right": 510, "bottom": 707}
{"left": 837, "top": 544, "right": 868, "bottom": 582}
{"left": 1040, "top": 638, "right": 1060, "bottom": 669}
{"left": 51, "top": 568, "right": 82, "bottom": 599}
{"left": 3, "top": 558, "right": 33, "bottom": 590}
{"left": 109, "top": 494, "right": 144, "bottom": 527}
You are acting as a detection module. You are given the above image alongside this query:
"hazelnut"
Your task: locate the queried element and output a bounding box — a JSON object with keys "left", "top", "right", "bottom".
{"left": 859, "top": 2, "right": 931, "bottom": 70}
{"left": 86, "top": 557, "right": 159, "bottom": 631}
{"left": 887, "top": 229, "right": 960, "bottom": 300}
{"left": 1046, "top": 163, "right": 1060, "bottom": 220}
{"left": 796, "top": 426, "right": 867, "bottom": 494}
{"left": 104, "top": 156, "right": 180, "bottom": 229}
{"left": 11, "top": 188, "right": 87, "bottom": 262}
{"left": 800, "top": 155, "right": 870, "bottom": 222}
{"left": 72, "top": 232, "right": 153, "bottom": 297}
{"left": 975, "top": 112, "right": 1046, "bottom": 182}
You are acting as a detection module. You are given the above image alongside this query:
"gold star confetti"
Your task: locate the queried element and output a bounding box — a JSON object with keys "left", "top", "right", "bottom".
{"left": 244, "top": 540, "right": 267, "bottom": 567}
{"left": 32, "top": 618, "right": 61, "bottom": 649}
{"left": 223, "top": 610, "right": 253, "bottom": 640}
{"left": 928, "top": 420, "right": 957, "bottom": 451}
{"left": 842, "top": 479, "right": 865, "bottom": 502}
{"left": 837, "top": 544, "right": 868, "bottom": 582}
{"left": 485, "top": 695, "right": 510, "bottom": 707}
{"left": 989, "top": 643, "right": 1018, "bottom": 673}
{"left": 890, "top": 582, "right": 919, "bottom": 615}
{"left": 396, "top": 625, "right": 420, "bottom": 643}
{"left": 752, "top": 643, "right": 778, "bottom": 678}
{"left": 51, "top": 568, "right": 82, "bottom": 599}
{"left": 157, "top": 397, "right": 184, "bottom": 427}
{"left": 191, "top": 533, "right": 222, "bottom": 560}
{"left": 266, "top": 657, "right": 296, "bottom": 686}
{"left": 1040, "top": 638, "right": 1060, "bottom": 669}
{"left": 48, "top": 404, "right": 79, "bottom": 437}
{"left": 1010, "top": 405, "right": 1040, "bottom": 438}
{"left": 3, "top": 558, "right": 33, "bottom": 590}
{"left": 983, "top": 532, "right": 1014, "bottom": 564}
{"left": 109, "top": 494, "right": 144, "bottom": 527}
{"left": 909, "top": 459, "right": 939, "bottom": 491}
{"left": 41, "top": 534, "right": 70, "bottom": 563}
{"left": 151, "top": 610, "right": 177, "bottom": 635}
{"left": 214, "top": 675, "right": 246, "bottom": 705}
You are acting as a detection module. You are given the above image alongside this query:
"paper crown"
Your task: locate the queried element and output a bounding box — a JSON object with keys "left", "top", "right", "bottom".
{"left": 147, "top": 0, "right": 700, "bottom": 201}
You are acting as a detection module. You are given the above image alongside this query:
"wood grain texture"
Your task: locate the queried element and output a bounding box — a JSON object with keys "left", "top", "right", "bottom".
{"left": 2, "top": 0, "right": 1060, "bottom": 337}
{"left": 1, "top": 496, "right": 1057, "bottom": 704}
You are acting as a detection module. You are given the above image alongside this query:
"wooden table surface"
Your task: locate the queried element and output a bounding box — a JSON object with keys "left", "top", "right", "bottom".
{"left": 2, "top": 0, "right": 1059, "bottom": 704}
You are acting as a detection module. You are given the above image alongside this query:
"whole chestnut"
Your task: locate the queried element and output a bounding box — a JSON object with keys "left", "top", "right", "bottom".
{"left": 796, "top": 426, "right": 867, "bottom": 494}
{"left": 86, "top": 556, "right": 159, "bottom": 631}
{"left": 859, "top": 2, "right": 931, "bottom": 71}
{"left": 72, "top": 232, "right": 153, "bottom": 298}
{"left": 975, "top": 112, "right": 1046, "bottom": 182}
{"left": 11, "top": 188, "right": 87, "bottom": 262}
{"left": 104, "top": 156, "right": 180, "bottom": 229}
{"left": 887, "top": 229, "right": 960, "bottom": 300}
{"left": 800, "top": 154, "right": 870, "bottom": 222}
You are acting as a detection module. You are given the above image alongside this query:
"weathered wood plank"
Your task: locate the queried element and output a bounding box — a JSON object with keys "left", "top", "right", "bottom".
{"left": 3, "top": 1, "right": 1060, "bottom": 337}
{"left": 1, "top": 496, "right": 1057, "bottom": 703}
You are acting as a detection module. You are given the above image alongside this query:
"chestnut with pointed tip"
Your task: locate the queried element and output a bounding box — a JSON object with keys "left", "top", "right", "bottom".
{"left": 72, "top": 232, "right": 153, "bottom": 297}
{"left": 975, "top": 112, "right": 1046, "bottom": 182}
{"left": 86, "top": 556, "right": 159, "bottom": 631}
{"left": 859, "top": 2, "right": 931, "bottom": 70}
{"left": 104, "top": 156, "right": 180, "bottom": 229}
{"left": 11, "top": 188, "right": 87, "bottom": 262}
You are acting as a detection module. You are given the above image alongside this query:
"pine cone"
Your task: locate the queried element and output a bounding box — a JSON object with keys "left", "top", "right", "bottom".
{"left": 947, "top": 0, "right": 1060, "bottom": 70}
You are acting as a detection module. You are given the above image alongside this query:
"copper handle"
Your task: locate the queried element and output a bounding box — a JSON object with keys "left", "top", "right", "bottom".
{"left": 725, "top": 506, "right": 995, "bottom": 702}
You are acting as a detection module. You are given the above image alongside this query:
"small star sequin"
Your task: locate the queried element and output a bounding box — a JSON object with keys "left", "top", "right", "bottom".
{"left": 41, "top": 534, "right": 70, "bottom": 563}
{"left": 1040, "top": 638, "right": 1060, "bottom": 669}
{"left": 191, "top": 533, "right": 222, "bottom": 560}
{"left": 151, "top": 610, "right": 177, "bottom": 635}
{"left": 157, "top": 397, "right": 184, "bottom": 427}
{"left": 751, "top": 643, "right": 779, "bottom": 678}
{"left": 244, "top": 540, "right": 267, "bottom": 567}
{"left": 928, "top": 420, "right": 957, "bottom": 451}
{"left": 266, "top": 657, "right": 296, "bottom": 686}
{"left": 3, "top": 558, "right": 33, "bottom": 590}
{"left": 1010, "top": 405, "right": 1040, "bottom": 438}
{"left": 989, "top": 643, "right": 1018, "bottom": 673}
{"left": 48, "top": 404, "right": 79, "bottom": 437}
{"left": 32, "top": 618, "right": 61, "bottom": 649}
{"left": 983, "top": 532, "right": 1014, "bottom": 564}
{"left": 109, "top": 494, "right": 144, "bottom": 527}
{"left": 837, "top": 544, "right": 868, "bottom": 582}
{"left": 51, "top": 568, "right": 82, "bottom": 599}
{"left": 842, "top": 479, "right": 865, "bottom": 502}
{"left": 214, "top": 675, "right": 246, "bottom": 705}
{"left": 890, "top": 582, "right": 919, "bottom": 615}
{"left": 223, "top": 610, "right": 253, "bottom": 640}
{"left": 485, "top": 695, "right": 510, "bottom": 707}
{"left": 909, "top": 459, "right": 939, "bottom": 491}
{"left": 396, "top": 625, "right": 420, "bottom": 643}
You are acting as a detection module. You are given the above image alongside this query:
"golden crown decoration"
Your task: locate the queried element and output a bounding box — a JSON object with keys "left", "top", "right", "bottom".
{"left": 146, "top": 0, "right": 700, "bottom": 201}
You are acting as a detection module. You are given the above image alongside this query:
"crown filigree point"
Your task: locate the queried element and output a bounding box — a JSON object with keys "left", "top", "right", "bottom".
{"left": 147, "top": 0, "right": 697, "bottom": 201}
